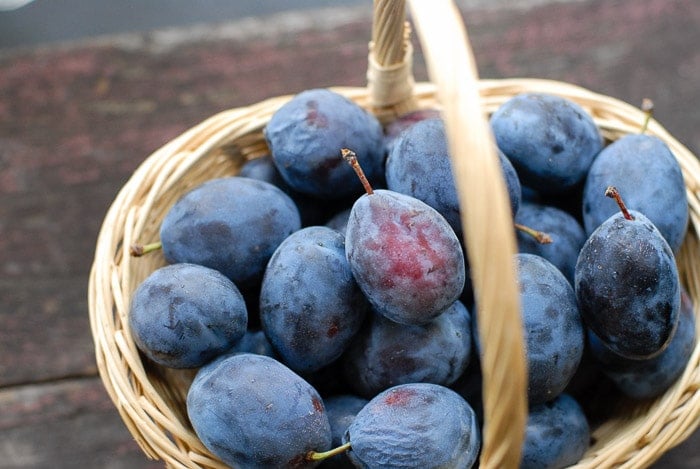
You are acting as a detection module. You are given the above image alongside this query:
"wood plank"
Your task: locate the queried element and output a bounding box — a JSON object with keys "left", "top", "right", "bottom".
{"left": 0, "top": 377, "right": 160, "bottom": 469}
{"left": 466, "top": 0, "right": 700, "bottom": 154}
{"left": 0, "top": 278, "right": 96, "bottom": 387}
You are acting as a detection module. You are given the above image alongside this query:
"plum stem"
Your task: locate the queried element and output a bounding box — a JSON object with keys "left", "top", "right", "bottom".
{"left": 640, "top": 98, "right": 654, "bottom": 134}
{"left": 514, "top": 223, "right": 553, "bottom": 244}
{"left": 605, "top": 186, "right": 635, "bottom": 220}
{"left": 129, "top": 241, "right": 162, "bottom": 257}
{"left": 306, "top": 442, "right": 352, "bottom": 461}
{"left": 342, "top": 148, "right": 374, "bottom": 195}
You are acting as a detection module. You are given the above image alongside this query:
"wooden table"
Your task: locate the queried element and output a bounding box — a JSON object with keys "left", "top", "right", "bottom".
{"left": 1, "top": 0, "right": 699, "bottom": 467}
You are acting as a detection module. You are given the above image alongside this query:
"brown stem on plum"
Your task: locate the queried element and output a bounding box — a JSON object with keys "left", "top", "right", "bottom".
{"left": 306, "top": 442, "right": 352, "bottom": 461}
{"left": 129, "top": 241, "right": 163, "bottom": 257}
{"left": 640, "top": 98, "right": 654, "bottom": 134}
{"left": 342, "top": 148, "right": 374, "bottom": 195}
{"left": 514, "top": 223, "right": 553, "bottom": 244}
{"left": 605, "top": 186, "right": 635, "bottom": 220}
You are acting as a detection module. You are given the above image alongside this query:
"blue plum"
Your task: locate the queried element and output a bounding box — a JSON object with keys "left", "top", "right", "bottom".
{"left": 343, "top": 383, "right": 480, "bottom": 468}
{"left": 264, "top": 88, "right": 385, "bottom": 199}
{"left": 587, "top": 288, "right": 696, "bottom": 400}
{"left": 575, "top": 206, "right": 681, "bottom": 359}
{"left": 260, "top": 226, "right": 369, "bottom": 373}
{"left": 187, "top": 353, "right": 331, "bottom": 468}
{"left": 345, "top": 187, "right": 465, "bottom": 325}
{"left": 129, "top": 263, "right": 247, "bottom": 369}
{"left": 517, "top": 253, "right": 585, "bottom": 404}
{"left": 515, "top": 201, "right": 586, "bottom": 284}
{"left": 582, "top": 134, "right": 688, "bottom": 253}
{"left": 160, "top": 176, "right": 301, "bottom": 289}
{"left": 386, "top": 117, "right": 521, "bottom": 237}
{"left": 491, "top": 93, "right": 603, "bottom": 194}
{"left": 520, "top": 394, "right": 590, "bottom": 469}
{"left": 343, "top": 301, "right": 473, "bottom": 398}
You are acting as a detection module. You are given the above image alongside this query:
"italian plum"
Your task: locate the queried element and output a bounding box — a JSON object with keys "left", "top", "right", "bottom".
{"left": 342, "top": 301, "right": 472, "bottom": 398}
{"left": 129, "top": 263, "right": 247, "bottom": 369}
{"left": 160, "top": 176, "right": 301, "bottom": 289}
{"left": 491, "top": 93, "right": 603, "bottom": 194}
{"left": 520, "top": 394, "right": 590, "bottom": 469}
{"left": 345, "top": 187, "right": 465, "bottom": 325}
{"left": 515, "top": 201, "right": 586, "bottom": 284}
{"left": 344, "top": 149, "right": 465, "bottom": 326}
{"left": 260, "top": 226, "right": 369, "bottom": 373}
{"left": 516, "top": 253, "right": 585, "bottom": 404}
{"left": 575, "top": 188, "right": 681, "bottom": 359}
{"left": 187, "top": 353, "right": 331, "bottom": 468}
{"left": 344, "top": 383, "right": 481, "bottom": 468}
{"left": 264, "top": 88, "right": 384, "bottom": 199}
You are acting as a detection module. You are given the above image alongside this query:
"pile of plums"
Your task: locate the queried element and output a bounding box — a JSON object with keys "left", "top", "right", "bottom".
{"left": 128, "top": 87, "right": 695, "bottom": 468}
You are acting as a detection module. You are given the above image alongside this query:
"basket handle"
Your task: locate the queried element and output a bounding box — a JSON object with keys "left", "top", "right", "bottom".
{"left": 369, "top": 1, "right": 528, "bottom": 467}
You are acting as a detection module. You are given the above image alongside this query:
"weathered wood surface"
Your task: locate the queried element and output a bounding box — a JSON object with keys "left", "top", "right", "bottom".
{"left": 0, "top": 0, "right": 698, "bottom": 467}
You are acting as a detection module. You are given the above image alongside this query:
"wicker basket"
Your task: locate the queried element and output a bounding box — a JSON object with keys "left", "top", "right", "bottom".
{"left": 88, "top": 0, "right": 700, "bottom": 467}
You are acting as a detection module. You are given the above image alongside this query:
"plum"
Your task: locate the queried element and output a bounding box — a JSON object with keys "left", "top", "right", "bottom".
{"left": 187, "top": 353, "right": 331, "bottom": 468}
{"left": 343, "top": 383, "right": 480, "bottom": 468}
{"left": 516, "top": 253, "right": 585, "bottom": 404}
{"left": 520, "top": 394, "right": 590, "bottom": 469}
{"left": 515, "top": 201, "right": 586, "bottom": 284}
{"left": 491, "top": 92, "right": 602, "bottom": 194}
{"left": 575, "top": 188, "right": 681, "bottom": 359}
{"left": 343, "top": 149, "right": 465, "bottom": 326}
{"left": 345, "top": 187, "right": 465, "bottom": 325}
{"left": 128, "top": 263, "right": 247, "bottom": 368}
{"left": 160, "top": 176, "right": 301, "bottom": 289}
{"left": 260, "top": 226, "right": 369, "bottom": 373}
{"left": 264, "top": 88, "right": 385, "bottom": 199}
{"left": 582, "top": 134, "right": 688, "bottom": 253}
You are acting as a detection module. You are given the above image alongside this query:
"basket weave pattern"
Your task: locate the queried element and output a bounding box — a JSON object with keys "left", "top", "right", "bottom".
{"left": 88, "top": 1, "right": 700, "bottom": 467}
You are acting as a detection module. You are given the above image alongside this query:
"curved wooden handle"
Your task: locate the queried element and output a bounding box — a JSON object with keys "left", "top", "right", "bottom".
{"left": 369, "top": 1, "right": 528, "bottom": 467}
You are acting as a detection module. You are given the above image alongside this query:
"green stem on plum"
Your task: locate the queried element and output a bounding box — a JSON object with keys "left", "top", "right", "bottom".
{"left": 605, "top": 186, "right": 635, "bottom": 221}
{"left": 306, "top": 442, "right": 352, "bottom": 461}
{"left": 342, "top": 148, "right": 374, "bottom": 195}
{"left": 514, "top": 223, "right": 553, "bottom": 244}
{"left": 640, "top": 98, "right": 654, "bottom": 134}
{"left": 129, "top": 241, "right": 163, "bottom": 257}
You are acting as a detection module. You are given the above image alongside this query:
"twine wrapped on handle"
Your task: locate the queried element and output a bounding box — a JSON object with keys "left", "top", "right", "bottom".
{"left": 367, "top": 0, "right": 417, "bottom": 121}
{"left": 88, "top": 0, "right": 700, "bottom": 467}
